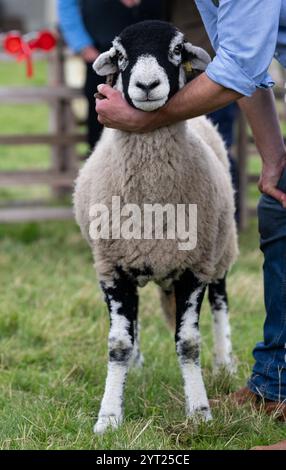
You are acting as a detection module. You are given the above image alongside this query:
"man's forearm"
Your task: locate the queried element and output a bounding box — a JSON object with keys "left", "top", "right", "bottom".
{"left": 96, "top": 73, "right": 241, "bottom": 132}
{"left": 239, "top": 88, "right": 286, "bottom": 167}
{"left": 157, "top": 73, "right": 241, "bottom": 127}
{"left": 239, "top": 88, "right": 286, "bottom": 205}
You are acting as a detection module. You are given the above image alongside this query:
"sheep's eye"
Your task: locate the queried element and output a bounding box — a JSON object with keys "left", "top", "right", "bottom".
{"left": 174, "top": 44, "right": 183, "bottom": 55}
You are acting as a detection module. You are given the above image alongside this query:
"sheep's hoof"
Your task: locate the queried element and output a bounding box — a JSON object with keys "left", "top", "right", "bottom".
{"left": 93, "top": 414, "right": 122, "bottom": 435}
{"left": 187, "top": 406, "right": 212, "bottom": 423}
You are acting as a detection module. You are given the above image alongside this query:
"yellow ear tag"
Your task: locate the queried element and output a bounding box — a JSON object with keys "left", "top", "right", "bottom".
{"left": 183, "top": 62, "right": 193, "bottom": 73}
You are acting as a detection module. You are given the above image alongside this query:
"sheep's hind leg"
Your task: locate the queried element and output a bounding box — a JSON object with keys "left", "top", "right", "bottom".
{"left": 131, "top": 320, "right": 144, "bottom": 368}
{"left": 94, "top": 272, "right": 138, "bottom": 434}
{"left": 174, "top": 270, "right": 212, "bottom": 422}
{"left": 208, "top": 276, "right": 234, "bottom": 373}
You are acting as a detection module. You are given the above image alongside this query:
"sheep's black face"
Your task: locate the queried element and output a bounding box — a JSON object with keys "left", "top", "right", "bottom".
{"left": 94, "top": 21, "right": 211, "bottom": 112}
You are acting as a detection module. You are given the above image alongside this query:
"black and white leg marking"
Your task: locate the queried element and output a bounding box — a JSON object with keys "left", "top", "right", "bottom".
{"left": 94, "top": 269, "right": 138, "bottom": 434}
{"left": 174, "top": 270, "right": 212, "bottom": 421}
{"left": 131, "top": 319, "right": 144, "bottom": 368}
{"left": 208, "top": 277, "right": 233, "bottom": 373}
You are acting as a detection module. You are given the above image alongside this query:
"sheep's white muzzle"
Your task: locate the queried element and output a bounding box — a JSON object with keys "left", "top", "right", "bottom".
{"left": 128, "top": 55, "right": 170, "bottom": 112}
{"left": 132, "top": 97, "right": 168, "bottom": 112}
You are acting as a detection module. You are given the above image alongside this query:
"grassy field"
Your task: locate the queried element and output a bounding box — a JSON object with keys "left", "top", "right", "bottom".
{"left": 0, "top": 61, "right": 285, "bottom": 451}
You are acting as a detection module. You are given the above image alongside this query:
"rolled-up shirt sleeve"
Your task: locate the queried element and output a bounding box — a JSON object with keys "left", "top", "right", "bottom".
{"left": 57, "top": 0, "right": 94, "bottom": 53}
{"left": 196, "top": 0, "right": 281, "bottom": 96}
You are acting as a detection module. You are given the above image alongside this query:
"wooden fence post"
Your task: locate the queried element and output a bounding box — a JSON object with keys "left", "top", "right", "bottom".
{"left": 48, "top": 38, "right": 77, "bottom": 198}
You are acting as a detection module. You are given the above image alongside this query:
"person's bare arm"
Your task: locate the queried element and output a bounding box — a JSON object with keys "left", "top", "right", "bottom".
{"left": 239, "top": 88, "right": 286, "bottom": 207}
{"left": 162, "top": 73, "right": 241, "bottom": 123}
{"left": 96, "top": 73, "right": 241, "bottom": 132}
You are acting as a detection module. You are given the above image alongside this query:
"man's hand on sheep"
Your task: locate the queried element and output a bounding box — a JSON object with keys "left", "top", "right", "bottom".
{"left": 95, "top": 76, "right": 241, "bottom": 134}
{"left": 96, "top": 84, "right": 158, "bottom": 132}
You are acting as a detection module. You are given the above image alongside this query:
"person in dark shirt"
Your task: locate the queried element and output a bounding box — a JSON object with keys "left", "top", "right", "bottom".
{"left": 58, "top": 0, "right": 164, "bottom": 150}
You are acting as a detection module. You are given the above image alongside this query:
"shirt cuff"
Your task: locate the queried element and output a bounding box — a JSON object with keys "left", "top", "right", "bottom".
{"left": 206, "top": 47, "right": 275, "bottom": 97}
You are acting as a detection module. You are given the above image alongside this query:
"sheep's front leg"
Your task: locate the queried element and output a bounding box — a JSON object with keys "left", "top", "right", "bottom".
{"left": 94, "top": 272, "right": 138, "bottom": 435}
{"left": 174, "top": 270, "right": 212, "bottom": 421}
{"left": 208, "top": 277, "right": 234, "bottom": 373}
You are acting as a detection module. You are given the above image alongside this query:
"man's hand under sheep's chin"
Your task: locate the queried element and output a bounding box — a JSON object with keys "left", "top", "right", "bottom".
{"left": 95, "top": 84, "right": 163, "bottom": 133}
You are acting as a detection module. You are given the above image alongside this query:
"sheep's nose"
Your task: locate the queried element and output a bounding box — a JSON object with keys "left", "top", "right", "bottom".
{"left": 136, "top": 80, "right": 161, "bottom": 93}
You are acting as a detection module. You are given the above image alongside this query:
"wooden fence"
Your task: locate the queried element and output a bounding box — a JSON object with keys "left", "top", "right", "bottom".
{"left": 0, "top": 40, "right": 85, "bottom": 222}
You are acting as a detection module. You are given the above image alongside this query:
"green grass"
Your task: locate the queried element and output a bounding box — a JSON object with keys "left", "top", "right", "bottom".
{"left": 0, "top": 219, "right": 285, "bottom": 450}
{"left": 1, "top": 62, "right": 284, "bottom": 451}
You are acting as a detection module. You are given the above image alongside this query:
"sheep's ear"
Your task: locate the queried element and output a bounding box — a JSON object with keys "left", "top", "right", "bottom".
{"left": 93, "top": 47, "right": 118, "bottom": 76}
{"left": 183, "top": 42, "right": 211, "bottom": 74}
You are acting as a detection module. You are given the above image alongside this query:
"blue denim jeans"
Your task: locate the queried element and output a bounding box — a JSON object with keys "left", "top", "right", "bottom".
{"left": 248, "top": 169, "right": 286, "bottom": 401}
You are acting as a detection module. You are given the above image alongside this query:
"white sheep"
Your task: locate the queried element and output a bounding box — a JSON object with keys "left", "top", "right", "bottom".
{"left": 74, "top": 20, "right": 238, "bottom": 435}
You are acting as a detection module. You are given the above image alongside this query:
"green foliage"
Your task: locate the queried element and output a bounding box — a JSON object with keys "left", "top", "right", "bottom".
{"left": 0, "top": 219, "right": 284, "bottom": 450}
